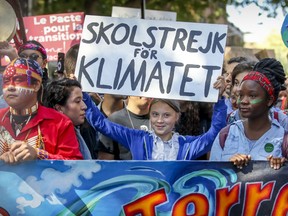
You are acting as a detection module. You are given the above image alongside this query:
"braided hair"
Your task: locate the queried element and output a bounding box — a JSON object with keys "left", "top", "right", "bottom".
{"left": 253, "top": 58, "right": 286, "bottom": 103}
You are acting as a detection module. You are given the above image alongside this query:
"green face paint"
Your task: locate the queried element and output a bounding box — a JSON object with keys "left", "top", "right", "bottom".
{"left": 237, "top": 98, "right": 241, "bottom": 105}
{"left": 250, "top": 98, "right": 264, "bottom": 104}
{"left": 237, "top": 98, "right": 264, "bottom": 105}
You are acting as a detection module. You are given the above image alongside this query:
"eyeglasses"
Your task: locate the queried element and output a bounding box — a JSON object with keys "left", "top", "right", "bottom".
{"left": 19, "top": 53, "right": 42, "bottom": 61}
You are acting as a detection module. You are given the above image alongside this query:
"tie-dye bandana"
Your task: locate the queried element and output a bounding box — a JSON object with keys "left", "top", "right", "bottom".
{"left": 18, "top": 42, "right": 47, "bottom": 60}
{"left": 3, "top": 58, "right": 43, "bottom": 90}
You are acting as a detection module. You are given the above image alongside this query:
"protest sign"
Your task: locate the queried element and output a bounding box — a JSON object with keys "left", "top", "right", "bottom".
{"left": 23, "top": 12, "right": 84, "bottom": 61}
{"left": 112, "top": 6, "right": 177, "bottom": 21}
{"left": 75, "top": 15, "right": 227, "bottom": 102}
{"left": 0, "top": 160, "right": 287, "bottom": 215}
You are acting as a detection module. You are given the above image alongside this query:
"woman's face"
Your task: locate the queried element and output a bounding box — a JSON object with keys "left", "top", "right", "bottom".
{"left": 231, "top": 71, "right": 249, "bottom": 109}
{"left": 149, "top": 101, "right": 179, "bottom": 141}
{"left": 60, "top": 87, "right": 87, "bottom": 126}
{"left": 238, "top": 80, "right": 272, "bottom": 119}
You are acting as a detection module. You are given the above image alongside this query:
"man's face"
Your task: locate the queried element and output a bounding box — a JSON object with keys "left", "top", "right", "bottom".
{"left": 129, "top": 96, "right": 152, "bottom": 109}
{"left": 2, "top": 66, "right": 39, "bottom": 110}
{"left": 19, "top": 50, "right": 46, "bottom": 69}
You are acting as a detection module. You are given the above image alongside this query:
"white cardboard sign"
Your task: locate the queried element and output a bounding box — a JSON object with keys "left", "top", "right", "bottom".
{"left": 112, "top": 6, "right": 177, "bottom": 21}
{"left": 75, "top": 15, "right": 227, "bottom": 102}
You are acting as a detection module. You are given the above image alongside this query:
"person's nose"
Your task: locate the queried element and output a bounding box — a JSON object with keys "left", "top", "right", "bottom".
{"left": 6, "top": 82, "right": 16, "bottom": 91}
{"left": 240, "top": 95, "right": 249, "bottom": 104}
{"left": 225, "top": 73, "right": 232, "bottom": 84}
{"left": 81, "top": 100, "right": 87, "bottom": 110}
{"left": 156, "top": 115, "right": 164, "bottom": 122}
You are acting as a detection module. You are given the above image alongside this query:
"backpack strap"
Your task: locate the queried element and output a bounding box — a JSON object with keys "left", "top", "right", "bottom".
{"left": 274, "top": 111, "right": 279, "bottom": 122}
{"left": 282, "top": 131, "right": 288, "bottom": 159}
{"left": 219, "top": 125, "right": 231, "bottom": 149}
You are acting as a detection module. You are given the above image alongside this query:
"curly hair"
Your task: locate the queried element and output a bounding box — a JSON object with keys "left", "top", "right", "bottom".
{"left": 43, "top": 78, "right": 82, "bottom": 108}
{"left": 253, "top": 58, "right": 286, "bottom": 102}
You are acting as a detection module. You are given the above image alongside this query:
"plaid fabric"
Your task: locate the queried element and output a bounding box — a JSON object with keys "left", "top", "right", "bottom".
{"left": 242, "top": 71, "right": 275, "bottom": 102}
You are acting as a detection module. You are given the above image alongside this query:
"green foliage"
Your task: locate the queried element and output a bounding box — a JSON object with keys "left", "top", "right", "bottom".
{"left": 30, "top": 0, "right": 287, "bottom": 21}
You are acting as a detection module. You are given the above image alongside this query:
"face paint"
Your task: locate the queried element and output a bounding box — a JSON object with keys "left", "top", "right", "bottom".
{"left": 15, "top": 86, "right": 34, "bottom": 94}
{"left": 237, "top": 97, "right": 241, "bottom": 105}
{"left": 2, "top": 74, "right": 34, "bottom": 91}
{"left": 3, "top": 85, "right": 35, "bottom": 95}
{"left": 250, "top": 98, "right": 264, "bottom": 104}
{"left": 236, "top": 97, "right": 264, "bottom": 105}
{"left": 2, "top": 58, "right": 42, "bottom": 90}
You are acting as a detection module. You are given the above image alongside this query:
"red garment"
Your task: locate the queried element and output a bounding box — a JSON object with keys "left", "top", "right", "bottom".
{"left": 0, "top": 105, "right": 83, "bottom": 160}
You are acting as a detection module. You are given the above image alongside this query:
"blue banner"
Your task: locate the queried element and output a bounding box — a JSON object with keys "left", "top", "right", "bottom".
{"left": 0, "top": 160, "right": 287, "bottom": 216}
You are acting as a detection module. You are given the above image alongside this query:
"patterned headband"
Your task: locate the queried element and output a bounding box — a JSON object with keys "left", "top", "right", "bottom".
{"left": 242, "top": 71, "right": 275, "bottom": 102}
{"left": 4, "top": 58, "right": 43, "bottom": 85}
{"left": 18, "top": 43, "right": 47, "bottom": 60}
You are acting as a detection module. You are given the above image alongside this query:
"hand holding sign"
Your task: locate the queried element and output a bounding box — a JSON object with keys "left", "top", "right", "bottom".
{"left": 213, "top": 75, "right": 226, "bottom": 99}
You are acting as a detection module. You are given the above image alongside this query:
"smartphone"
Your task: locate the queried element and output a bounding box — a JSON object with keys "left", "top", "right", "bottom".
{"left": 57, "top": 52, "right": 65, "bottom": 73}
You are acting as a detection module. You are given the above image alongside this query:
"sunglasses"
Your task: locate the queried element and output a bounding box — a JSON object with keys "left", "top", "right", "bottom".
{"left": 19, "top": 53, "right": 42, "bottom": 61}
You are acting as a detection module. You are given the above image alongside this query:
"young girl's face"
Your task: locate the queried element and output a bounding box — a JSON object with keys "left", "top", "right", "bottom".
{"left": 149, "top": 101, "right": 179, "bottom": 141}
{"left": 238, "top": 80, "right": 272, "bottom": 119}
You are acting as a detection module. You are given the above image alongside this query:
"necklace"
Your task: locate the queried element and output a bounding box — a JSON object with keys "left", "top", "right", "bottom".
{"left": 126, "top": 107, "right": 135, "bottom": 129}
{"left": 9, "top": 103, "right": 39, "bottom": 136}
{"left": 125, "top": 104, "right": 151, "bottom": 131}
{"left": 10, "top": 114, "right": 32, "bottom": 136}
{"left": 10, "top": 102, "right": 38, "bottom": 115}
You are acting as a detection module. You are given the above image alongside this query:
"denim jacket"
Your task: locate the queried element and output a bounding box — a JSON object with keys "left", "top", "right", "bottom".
{"left": 210, "top": 119, "right": 284, "bottom": 161}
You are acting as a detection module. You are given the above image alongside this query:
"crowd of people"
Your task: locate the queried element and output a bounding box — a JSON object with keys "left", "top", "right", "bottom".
{"left": 0, "top": 38, "right": 287, "bottom": 170}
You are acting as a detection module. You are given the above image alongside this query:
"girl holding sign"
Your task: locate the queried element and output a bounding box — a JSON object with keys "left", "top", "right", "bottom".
{"left": 209, "top": 58, "right": 287, "bottom": 169}
{"left": 83, "top": 76, "right": 227, "bottom": 160}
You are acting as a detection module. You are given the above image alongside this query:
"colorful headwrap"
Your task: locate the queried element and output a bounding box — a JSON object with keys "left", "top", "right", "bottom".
{"left": 18, "top": 42, "right": 47, "bottom": 60}
{"left": 242, "top": 71, "right": 275, "bottom": 102}
{"left": 4, "top": 58, "right": 43, "bottom": 86}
